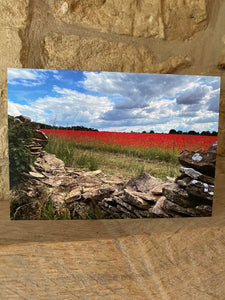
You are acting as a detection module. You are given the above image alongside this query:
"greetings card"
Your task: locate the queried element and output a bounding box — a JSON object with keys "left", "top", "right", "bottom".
{"left": 7, "top": 68, "right": 220, "bottom": 220}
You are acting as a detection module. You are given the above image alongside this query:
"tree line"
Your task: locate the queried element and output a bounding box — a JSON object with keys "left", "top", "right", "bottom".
{"left": 37, "top": 123, "right": 98, "bottom": 132}
{"left": 141, "top": 129, "right": 217, "bottom": 136}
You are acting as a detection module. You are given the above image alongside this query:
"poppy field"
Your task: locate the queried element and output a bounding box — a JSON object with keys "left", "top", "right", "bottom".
{"left": 42, "top": 129, "right": 217, "bottom": 153}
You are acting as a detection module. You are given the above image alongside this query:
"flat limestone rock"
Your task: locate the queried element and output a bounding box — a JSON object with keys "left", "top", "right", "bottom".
{"left": 150, "top": 196, "right": 170, "bottom": 217}
{"left": 123, "top": 189, "right": 151, "bottom": 209}
{"left": 186, "top": 180, "right": 214, "bottom": 203}
{"left": 151, "top": 183, "right": 169, "bottom": 195}
{"left": 82, "top": 170, "right": 102, "bottom": 177}
{"left": 33, "top": 130, "right": 48, "bottom": 141}
{"left": 29, "top": 171, "right": 45, "bottom": 179}
{"left": 125, "top": 172, "right": 163, "bottom": 193}
{"left": 176, "top": 176, "right": 192, "bottom": 187}
{"left": 126, "top": 190, "right": 159, "bottom": 203}
{"left": 82, "top": 186, "right": 114, "bottom": 203}
{"left": 65, "top": 188, "right": 81, "bottom": 204}
{"left": 178, "top": 149, "right": 216, "bottom": 177}
{"left": 163, "top": 199, "right": 199, "bottom": 217}
{"left": 179, "top": 167, "right": 214, "bottom": 185}
{"left": 162, "top": 183, "right": 197, "bottom": 207}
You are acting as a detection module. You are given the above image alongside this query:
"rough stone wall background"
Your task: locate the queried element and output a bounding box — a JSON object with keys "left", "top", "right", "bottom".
{"left": 1, "top": 0, "right": 225, "bottom": 204}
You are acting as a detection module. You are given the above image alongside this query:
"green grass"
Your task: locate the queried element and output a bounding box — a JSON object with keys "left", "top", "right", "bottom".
{"left": 44, "top": 134, "right": 181, "bottom": 181}
{"left": 10, "top": 186, "right": 71, "bottom": 220}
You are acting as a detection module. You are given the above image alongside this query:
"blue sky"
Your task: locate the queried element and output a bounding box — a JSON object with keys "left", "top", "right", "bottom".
{"left": 7, "top": 68, "right": 221, "bottom": 133}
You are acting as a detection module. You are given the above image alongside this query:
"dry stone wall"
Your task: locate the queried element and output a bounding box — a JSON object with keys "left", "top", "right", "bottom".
{"left": 10, "top": 137, "right": 216, "bottom": 219}
{"left": 1, "top": 0, "right": 225, "bottom": 203}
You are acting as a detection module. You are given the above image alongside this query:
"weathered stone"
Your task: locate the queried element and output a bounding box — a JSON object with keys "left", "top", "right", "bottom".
{"left": 151, "top": 183, "right": 169, "bottom": 195}
{"left": 51, "top": 0, "right": 207, "bottom": 41}
{"left": 17, "top": 115, "right": 31, "bottom": 123}
{"left": 33, "top": 130, "right": 48, "bottom": 141}
{"left": 113, "top": 196, "right": 146, "bottom": 217}
{"left": 45, "top": 33, "right": 154, "bottom": 72}
{"left": 150, "top": 197, "right": 170, "bottom": 218}
{"left": 186, "top": 180, "right": 214, "bottom": 203}
{"left": 31, "top": 138, "right": 49, "bottom": 148}
{"left": 208, "top": 142, "right": 217, "bottom": 153}
{"left": 178, "top": 149, "right": 216, "bottom": 177}
{"left": 82, "top": 186, "right": 114, "bottom": 202}
{"left": 0, "top": 29, "right": 23, "bottom": 82}
{"left": 123, "top": 189, "right": 151, "bottom": 209}
{"left": 115, "top": 205, "right": 137, "bottom": 219}
{"left": 163, "top": 199, "right": 198, "bottom": 217}
{"left": 195, "top": 205, "right": 212, "bottom": 217}
{"left": 42, "top": 176, "right": 76, "bottom": 188}
{"left": 29, "top": 171, "right": 45, "bottom": 179}
{"left": 113, "top": 196, "right": 135, "bottom": 211}
{"left": 163, "top": 0, "right": 208, "bottom": 41}
{"left": 52, "top": 0, "right": 164, "bottom": 39}
{"left": 44, "top": 33, "right": 191, "bottom": 74}
{"left": 82, "top": 170, "right": 102, "bottom": 177}
{"left": 51, "top": 193, "right": 66, "bottom": 206}
{"left": 126, "top": 172, "right": 163, "bottom": 193}
{"left": 37, "top": 151, "right": 65, "bottom": 171}
{"left": 72, "top": 202, "right": 92, "bottom": 219}
{"left": 179, "top": 167, "right": 214, "bottom": 185}
{"left": 65, "top": 188, "right": 81, "bottom": 204}
{"left": 99, "top": 205, "right": 121, "bottom": 219}
{"left": 162, "top": 183, "right": 197, "bottom": 207}
{"left": 176, "top": 175, "right": 192, "bottom": 187}
{"left": 0, "top": 0, "right": 29, "bottom": 28}
{"left": 166, "top": 177, "right": 176, "bottom": 183}
{"left": 101, "top": 176, "right": 125, "bottom": 187}
{"left": 127, "top": 190, "right": 160, "bottom": 203}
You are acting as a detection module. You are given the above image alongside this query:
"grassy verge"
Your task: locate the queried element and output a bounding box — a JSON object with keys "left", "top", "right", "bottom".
{"left": 45, "top": 134, "right": 181, "bottom": 180}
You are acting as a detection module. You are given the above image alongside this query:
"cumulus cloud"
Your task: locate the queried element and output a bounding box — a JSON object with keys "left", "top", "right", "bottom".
{"left": 8, "top": 85, "right": 113, "bottom": 127}
{"left": 82, "top": 72, "right": 219, "bottom": 129}
{"left": 8, "top": 69, "right": 220, "bottom": 133}
{"left": 206, "top": 89, "right": 220, "bottom": 113}
{"left": 176, "top": 86, "right": 210, "bottom": 105}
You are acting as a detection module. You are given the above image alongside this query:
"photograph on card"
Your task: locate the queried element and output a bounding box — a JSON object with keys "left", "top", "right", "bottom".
{"left": 7, "top": 68, "right": 220, "bottom": 220}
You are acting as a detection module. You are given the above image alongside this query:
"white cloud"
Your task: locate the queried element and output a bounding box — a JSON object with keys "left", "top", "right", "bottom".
{"left": 7, "top": 68, "right": 49, "bottom": 87}
{"left": 9, "top": 86, "right": 113, "bottom": 128}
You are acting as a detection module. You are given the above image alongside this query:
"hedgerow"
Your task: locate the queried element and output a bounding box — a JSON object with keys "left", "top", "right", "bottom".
{"left": 8, "top": 116, "right": 35, "bottom": 188}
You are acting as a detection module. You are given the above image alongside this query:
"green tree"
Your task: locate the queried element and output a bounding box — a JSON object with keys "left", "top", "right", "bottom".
{"left": 169, "top": 129, "right": 177, "bottom": 134}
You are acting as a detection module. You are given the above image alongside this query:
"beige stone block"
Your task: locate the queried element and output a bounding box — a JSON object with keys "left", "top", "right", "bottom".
{"left": 0, "top": 88, "right": 8, "bottom": 160}
{"left": 0, "top": 0, "right": 29, "bottom": 28}
{"left": 217, "top": 112, "right": 225, "bottom": 156}
{"left": 0, "top": 159, "right": 9, "bottom": 201}
{"left": 163, "top": 0, "right": 207, "bottom": 40}
{"left": 52, "top": 0, "right": 207, "bottom": 40}
{"left": 0, "top": 29, "right": 23, "bottom": 85}
{"left": 52, "top": 0, "right": 164, "bottom": 38}
{"left": 0, "top": 124, "right": 8, "bottom": 161}
{"left": 44, "top": 33, "right": 155, "bottom": 72}
{"left": 44, "top": 33, "right": 191, "bottom": 73}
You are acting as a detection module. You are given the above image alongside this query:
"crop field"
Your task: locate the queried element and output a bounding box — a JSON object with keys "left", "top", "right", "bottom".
{"left": 41, "top": 129, "right": 217, "bottom": 180}
{"left": 42, "top": 129, "right": 217, "bottom": 152}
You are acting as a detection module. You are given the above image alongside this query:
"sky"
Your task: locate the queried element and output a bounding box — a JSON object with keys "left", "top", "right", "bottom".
{"left": 7, "top": 68, "right": 221, "bottom": 133}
